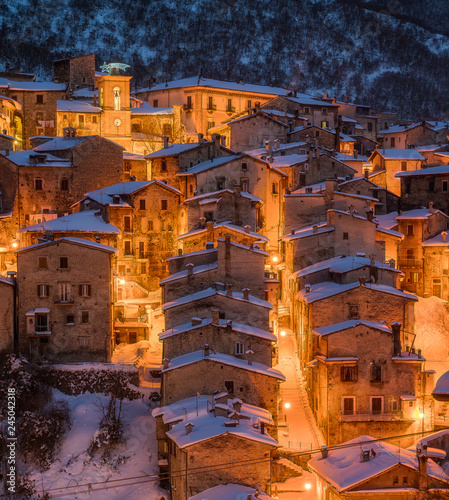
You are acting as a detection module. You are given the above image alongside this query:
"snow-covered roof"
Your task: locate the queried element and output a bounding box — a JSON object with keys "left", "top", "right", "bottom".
{"left": 283, "top": 95, "right": 338, "bottom": 107}
{"left": 280, "top": 224, "right": 333, "bottom": 242}
{"left": 0, "top": 78, "right": 67, "bottom": 92}
{"left": 123, "top": 152, "right": 146, "bottom": 161}
{"left": 376, "top": 226, "right": 404, "bottom": 239}
{"left": 423, "top": 232, "right": 449, "bottom": 246}
{"left": 160, "top": 262, "right": 218, "bottom": 284}
{"left": 153, "top": 395, "right": 276, "bottom": 449}
{"left": 57, "top": 100, "right": 101, "bottom": 113}
{"left": 309, "top": 435, "right": 449, "bottom": 492}
{"left": 396, "top": 208, "right": 448, "bottom": 220}
{"left": 334, "top": 152, "right": 369, "bottom": 162}
{"left": 188, "top": 484, "right": 274, "bottom": 500}
{"left": 378, "top": 123, "right": 422, "bottom": 135}
{"left": 162, "top": 287, "right": 273, "bottom": 311}
{"left": 71, "top": 88, "right": 98, "bottom": 99}
{"left": 371, "top": 149, "right": 425, "bottom": 161}
{"left": 374, "top": 212, "right": 399, "bottom": 230}
{"left": 162, "top": 350, "right": 285, "bottom": 380}
{"left": 271, "top": 154, "right": 308, "bottom": 168}
{"left": 296, "top": 281, "right": 418, "bottom": 304}
{"left": 0, "top": 94, "right": 21, "bottom": 110}
{"left": 292, "top": 255, "right": 401, "bottom": 279}
{"left": 145, "top": 141, "right": 210, "bottom": 158}
{"left": 167, "top": 247, "right": 217, "bottom": 262}
{"left": 33, "top": 136, "right": 93, "bottom": 151}
{"left": 15, "top": 237, "right": 117, "bottom": 254}
{"left": 178, "top": 222, "right": 268, "bottom": 242}
{"left": 0, "top": 150, "right": 72, "bottom": 168}
{"left": 416, "top": 144, "right": 445, "bottom": 152}
{"left": 396, "top": 164, "right": 449, "bottom": 177}
{"left": 178, "top": 154, "right": 243, "bottom": 175}
{"left": 131, "top": 101, "right": 174, "bottom": 115}
{"left": 17, "top": 210, "right": 120, "bottom": 234}
{"left": 136, "top": 76, "right": 289, "bottom": 96}
{"left": 159, "top": 317, "right": 276, "bottom": 341}
{"left": 0, "top": 275, "right": 14, "bottom": 286}
{"left": 313, "top": 320, "right": 392, "bottom": 336}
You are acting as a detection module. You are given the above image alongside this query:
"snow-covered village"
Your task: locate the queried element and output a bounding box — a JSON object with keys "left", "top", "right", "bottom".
{"left": 3, "top": 1, "right": 449, "bottom": 499}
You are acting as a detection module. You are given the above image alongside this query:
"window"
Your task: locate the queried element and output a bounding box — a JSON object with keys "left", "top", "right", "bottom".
{"left": 207, "top": 120, "right": 215, "bottom": 130}
{"left": 124, "top": 241, "right": 132, "bottom": 255}
{"left": 443, "top": 180, "right": 448, "bottom": 192}
{"left": 224, "top": 380, "right": 234, "bottom": 393}
{"left": 59, "top": 257, "right": 68, "bottom": 269}
{"left": 216, "top": 178, "right": 225, "bottom": 190}
{"left": 100, "top": 87, "right": 104, "bottom": 107}
{"left": 371, "top": 396, "right": 383, "bottom": 414}
{"left": 113, "top": 86, "right": 121, "bottom": 110}
{"left": 226, "top": 98, "right": 233, "bottom": 112}
{"left": 343, "top": 232, "right": 349, "bottom": 240}
{"left": 163, "top": 124, "right": 171, "bottom": 136}
{"left": 186, "top": 95, "right": 192, "bottom": 109}
{"left": 403, "top": 477, "right": 408, "bottom": 485}
{"left": 241, "top": 162, "right": 248, "bottom": 171}
{"left": 304, "top": 107, "right": 310, "bottom": 114}
{"left": 38, "top": 257, "right": 47, "bottom": 269}
{"left": 367, "top": 122, "right": 373, "bottom": 132}
{"left": 79, "top": 284, "right": 91, "bottom": 297}
{"left": 118, "top": 264, "right": 126, "bottom": 275}
{"left": 66, "top": 314, "right": 75, "bottom": 325}
{"left": 208, "top": 96, "right": 214, "bottom": 110}
{"left": 161, "top": 160, "right": 167, "bottom": 172}
{"left": 371, "top": 365, "right": 382, "bottom": 382}
{"left": 349, "top": 305, "right": 359, "bottom": 319}
{"left": 342, "top": 397, "right": 355, "bottom": 415}
{"left": 81, "top": 311, "right": 89, "bottom": 324}
{"left": 78, "top": 115, "right": 84, "bottom": 129}
{"left": 401, "top": 161, "right": 407, "bottom": 171}
{"left": 123, "top": 216, "right": 131, "bottom": 232}
{"left": 204, "top": 211, "right": 214, "bottom": 222}
{"left": 272, "top": 182, "right": 278, "bottom": 195}
{"left": 161, "top": 200, "right": 168, "bottom": 210}
{"left": 341, "top": 366, "right": 357, "bottom": 382}
{"left": 139, "top": 199, "right": 146, "bottom": 210}
{"left": 247, "top": 99, "right": 252, "bottom": 108}
{"left": 321, "top": 121, "right": 329, "bottom": 128}
{"left": 322, "top": 108, "right": 328, "bottom": 115}
{"left": 140, "top": 262, "right": 147, "bottom": 274}
{"left": 37, "top": 284, "right": 49, "bottom": 297}
{"left": 235, "top": 342, "right": 244, "bottom": 355}
{"left": 411, "top": 271, "right": 419, "bottom": 283}
{"left": 148, "top": 220, "right": 154, "bottom": 231}
{"left": 429, "top": 181, "right": 435, "bottom": 193}
{"left": 160, "top": 240, "right": 168, "bottom": 250}
{"left": 139, "top": 241, "right": 145, "bottom": 259}
{"left": 59, "top": 283, "right": 71, "bottom": 303}
{"left": 393, "top": 476, "right": 399, "bottom": 485}
{"left": 61, "top": 178, "right": 69, "bottom": 191}
{"left": 153, "top": 99, "right": 158, "bottom": 108}
{"left": 36, "top": 94, "right": 43, "bottom": 104}
{"left": 407, "top": 225, "right": 414, "bottom": 236}
{"left": 406, "top": 248, "right": 414, "bottom": 259}
{"left": 405, "top": 181, "right": 411, "bottom": 195}
{"left": 35, "top": 178, "right": 43, "bottom": 190}
{"left": 35, "top": 313, "right": 49, "bottom": 333}
{"left": 241, "top": 178, "right": 249, "bottom": 192}
{"left": 79, "top": 337, "right": 89, "bottom": 346}
{"left": 372, "top": 189, "right": 379, "bottom": 199}
{"left": 390, "top": 137, "right": 396, "bottom": 147}
{"left": 161, "top": 220, "right": 166, "bottom": 232}
{"left": 63, "top": 114, "right": 68, "bottom": 120}
{"left": 92, "top": 116, "right": 97, "bottom": 124}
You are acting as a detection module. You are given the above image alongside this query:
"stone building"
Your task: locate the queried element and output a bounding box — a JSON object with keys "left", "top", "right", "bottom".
{"left": 378, "top": 121, "right": 449, "bottom": 149}
{"left": 369, "top": 149, "right": 425, "bottom": 196}
{"left": 122, "top": 152, "right": 147, "bottom": 181}
{"left": 288, "top": 125, "right": 356, "bottom": 155}
{"left": 309, "top": 321, "right": 433, "bottom": 446}
{"left": 16, "top": 237, "right": 116, "bottom": 363}
{"left": 0, "top": 78, "right": 68, "bottom": 149}
{"left": 53, "top": 54, "right": 96, "bottom": 89}
{"left": 153, "top": 394, "right": 277, "bottom": 499}
{"left": 0, "top": 275, "right": 14, "bottom": 354}
{"left": 309, "top": 435, "right": 449, "bottom": 499}
{"left": 0, "top": 95, "right": 21, "bottom": 139}
{"left": 396, "top": 164, "right": 449, "bottom": 215}
{"left": 134, "top": 75, "right": 289, "bottom": 137}
{"left": 422, "top": 231, "right": 449, "bottom": 300}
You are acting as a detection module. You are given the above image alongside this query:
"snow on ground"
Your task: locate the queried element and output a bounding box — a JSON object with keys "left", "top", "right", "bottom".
{"left": 111, "top": 339, "right": 162, "bottom": 368}
{"left": 414, "top": 296, "right": 449, "bottom": 381}
{"left": 28, "top": 390, "right": 167, "bottom": 499}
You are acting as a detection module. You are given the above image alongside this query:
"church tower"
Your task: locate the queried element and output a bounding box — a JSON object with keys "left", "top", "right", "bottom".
{"left": 97, "top": 63, "right": 132, "bottom": 151}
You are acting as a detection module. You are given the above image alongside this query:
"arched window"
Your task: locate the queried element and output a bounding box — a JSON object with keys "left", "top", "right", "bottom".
{"left": 113, "top": 87, "right": 121, "bottom": 110}
{"left": 100, "top": 87, "right": 104, "bottom": 107}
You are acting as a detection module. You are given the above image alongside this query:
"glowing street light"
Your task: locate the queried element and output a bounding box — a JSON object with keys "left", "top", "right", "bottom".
{"left": 284, "top": 402, "right": 291, "bottom": 409}
{"left": 10, "top": 240, "right": 19, "bottom": 249}
{"left": 119, "top": 278, "right": 126, "bottom": 285}
{"left": 271, "top": 255, "right": 279, "bottom": 263}
{"left": 280, "top": 330, "right": 286, "bottom": 337}
{"left": 305, "top": 483, "right": 312, "bottom": 490}
{"left": 419, "top": 412, "right": 424, "bottom": 419}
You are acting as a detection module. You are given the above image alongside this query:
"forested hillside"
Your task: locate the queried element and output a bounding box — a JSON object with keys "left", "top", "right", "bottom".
{"left": 1, "top": 0, "right": 448, "bottom": 118}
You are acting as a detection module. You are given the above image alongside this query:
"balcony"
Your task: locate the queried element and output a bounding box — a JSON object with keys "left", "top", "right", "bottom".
{"left": 206, "top": 104, "right": 217, "bottom": 111}
{"left": 341, "top": 411, "right": 405, "bottom": 422}
{"left": 397, "top": 259, "right": 422, "bottom": 268}
{"left": 226, "top": 106, "right": 236, "bottom": 114}
{"left": 54, "top": 294, "right": 74, "bottom": 304}
{"left": 183, "top": 104, "right": 193, "bottom": 112}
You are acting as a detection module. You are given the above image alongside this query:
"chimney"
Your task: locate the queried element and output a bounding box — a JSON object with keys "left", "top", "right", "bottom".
{"left": 418, "top": 348, "right": 422, "bottom": 358}
{"left": 366, "top": 210, "right": 374, "bottom": 222}
{"left": 242, "top": 288, "right": 250, "bottom": 300}
{"left": 163, "top": 135, "right": 169, "bottom": 148}
{"left": 244, "top": 225, "right": 251, "bottom": 234}
{"left": 391, "top": 322, "right": 402, "bottom": 356}
{"left": 429, "top": 202, "right": 434, "bottom": 214}
{"left": 206, "top": 221, "right": 214, "bottom": 232}
{"left": 418, "top": 445, "right": 428, "bottom": 491}
{"left": 226, "top": 283, "right": 233, "bottom": 297}
{"left": 191, "top": 317, "right": 202, "bottom": 326}
{"left": 260, "top": 421, "right": 265, "bottom": 434}
{"left": 312, "top": 225, "right": 318, "bottom": 234}
{"left": 354, "top": 150, "right": 358, "bottom": 159}
{"left": 370, "top": 254, "right": 375, "bottom": 266}
{"left": 321, "top": 446, "right": 329, "bottom": 459}
{"left": 5, "top": 149, "right": 9, "bottom": 156}
{"left": 178, "top": 248, "right": 183, "bottom": 256}
{"left": 285, "top": 187, "right": 291, "bottom": 195}
{"left": 232, "top": 399, "right": 242, "bottom": 412}
{"left": 186, "top": 262, "right": 194, "bottom": 277}
{"left": 246, "top": 350, "right": 254, "bottom": 365}
{"left": 185, "top": 422, "right": 194, "bottom": 435}
{"left": 198, "top": 133, "right": 204, "bottom": 144}
{"left": 199, "top": 217, "right": 206, "bottom": 229}
{"left": 359, "top": 276, "right": 366, "bottom": 286}
{"left": 349, "top": 204, "right": 354, "bottom": 215}
{"left": 325, "top": 179, "right": 337, "bottom": 194}
{"left": 212, "top": 133, "right": 221, "bottom": 148}
{"left": 291, "top": 228, "right": 295, "bottom": 235}
{"left": 162, "top": 358, "right": 170, "bottom": 370}
{"left": 221, "top": 135, "right": 226, "bottom": 146}
{"left": 204, "top": 344, "right": 210, "bottom": 357}
{"left": 206, "top": 241, "right": 214, "bottom": 249}
{"left": 364, "top": 168, "right": 369, "bottom": 179}
{"left": 264, "top": 289, "right": 269, "bottom": 301}
{"left": 411, "top": 346, "right": 416, "bottom": 355}
{"left": 265, "top": 140, "right": 273, "bottom": 156}
{"left": 305, "top": 284, "right": 311, "bottom": 293}
{"left": 289, "top": 121, "right": 294, "bottom": 133}
{"left": 93, "top": 94, "right": 97, "bottom": 107}
{"left": 226, "top": 320, "right": 232, "bottom": 331}
{"left": 211, "top": 309, "right": 220, "bottom": 325}
{"left": 274, "top": 139, "right": 280, "bottom": 150}
{"left": 361, "top": 450, "right": 370, "bottom": 462}
{"left": 307, "top": 149, "right": 313, "bottom": 161}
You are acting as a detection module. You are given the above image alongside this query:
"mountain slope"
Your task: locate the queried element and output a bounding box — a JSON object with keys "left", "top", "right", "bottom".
{"left": 1, "top": 0, "right": 449, "bottom": 118}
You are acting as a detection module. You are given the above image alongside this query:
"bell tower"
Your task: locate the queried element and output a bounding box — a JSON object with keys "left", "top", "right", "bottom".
{"left": 97, "top": 62, "right": 132, "bottom": 151}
